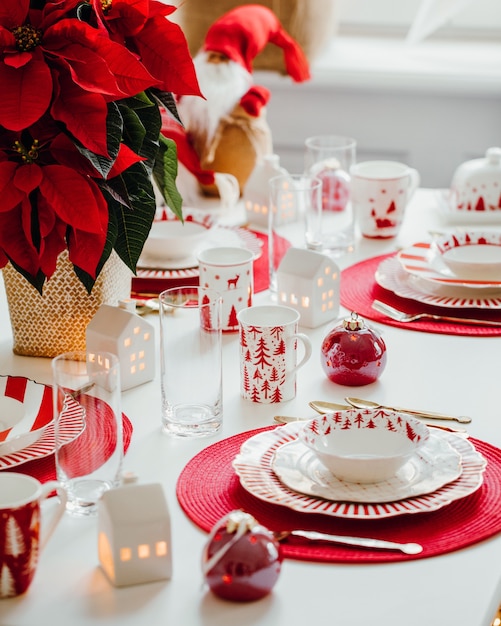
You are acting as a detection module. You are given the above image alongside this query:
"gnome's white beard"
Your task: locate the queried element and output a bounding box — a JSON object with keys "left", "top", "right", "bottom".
{"left": 178, "top": 52, "right": 253, "bottom": 149}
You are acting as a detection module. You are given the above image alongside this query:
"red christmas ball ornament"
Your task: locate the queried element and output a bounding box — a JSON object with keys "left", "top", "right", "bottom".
{"left": 313, "top": 162, "right": 351, "bottom": 212}
{"left": 202, "top": 510, "right": 283, "bottom": 602}
{"left": 321, "top": 312, "right": 387, "bottom": 386}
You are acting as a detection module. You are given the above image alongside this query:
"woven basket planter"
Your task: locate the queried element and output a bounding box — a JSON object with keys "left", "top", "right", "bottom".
{"left": 176, "top": 0, "right": 338, "bottom": 74}
{"left": 3, "top": 252, "right": 132, "bottom": 358}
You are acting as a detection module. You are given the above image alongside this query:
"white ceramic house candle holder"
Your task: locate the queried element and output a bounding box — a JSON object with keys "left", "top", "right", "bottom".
{"left": 98, "top": 481, "right": 172, "bottom": 587}
{"left": 243, "top": 154, "right": 288, "bottom": 228}
{"left": 276, "top": 248, "right": 340, "bottom": 328}
{"left": 86, "top": 303, "right": 155, "bottom": 390}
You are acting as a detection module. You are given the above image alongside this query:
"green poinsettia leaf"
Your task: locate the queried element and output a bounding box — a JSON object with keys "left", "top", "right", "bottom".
{"left": 153, "top": 134, "right": 182, "bottom": 219}
{"left": 118, "top": 106, "right": 146, "bottom": 156}
{"left": 150, "top": 89, "right": 182, "bottom": 124}
{"left": 75, "top": 102, "right": 123, "bottom": 179}
{"left": 119, "top": 92, "right": 162, "bottom": 173}
{"left": 121, "top": 91, "right": 155, "bottom": 109}
{"left": 98, "top": 174, "right": 132, "bottom": 210}
{"left": 109, "top": 162, "right": 157, "bottom": 272}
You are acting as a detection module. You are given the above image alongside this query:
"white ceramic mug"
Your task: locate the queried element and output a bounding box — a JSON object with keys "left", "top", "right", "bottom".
{"left": 0, "top": 472, "right": 67, "bottom": 597}
{"left": 351, "top": 161, "right": 420, "bottom": 238}
{"left": 198, "top": 247, "right": 254, "bottom": 333}
{"left": 237, "top": 305, "right": 312, "bottom": 403}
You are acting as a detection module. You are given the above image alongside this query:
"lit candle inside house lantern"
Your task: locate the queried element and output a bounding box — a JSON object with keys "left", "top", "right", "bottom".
{"left": 86, "top": 303, "right": 155, "bottom": 390}
{"left": 98, "top": 480, "right": 172, "bottom": 587}
{"left": 277, "top": 247, "right": 340, "bottom": 328}
{"left": 243, "top": 154, "right": 288, "bottom": 227}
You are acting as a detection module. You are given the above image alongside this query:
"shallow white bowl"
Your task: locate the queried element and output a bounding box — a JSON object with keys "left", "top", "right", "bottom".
{"left": 142, "top": 212, "right": 215, "bottom": 261}
{"left": 299, "top": 409, "right": 430, "bottom": 484}
{"left": 432, "top": 231, "right": 501, "bottom": 281}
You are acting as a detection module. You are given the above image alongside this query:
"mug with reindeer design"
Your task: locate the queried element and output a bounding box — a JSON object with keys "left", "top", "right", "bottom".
{"left": 198, "top": 247, "right": 254, "bottom": 332}
{"left": 350, "top": 161, "right": 420, "bottom": 239}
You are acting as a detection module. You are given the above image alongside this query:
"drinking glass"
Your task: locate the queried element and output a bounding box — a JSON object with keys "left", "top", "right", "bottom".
{"left": 159, "top": 286, "right": 223, "bottom": 437}
{"left": 304, "top": 135, "right": 357, "bottom": 256}
{"left": 268, "top": 174, "right": 322, "bottom": 294}
{"left": 52, "top": 351, "right": 123, "bottom": 516}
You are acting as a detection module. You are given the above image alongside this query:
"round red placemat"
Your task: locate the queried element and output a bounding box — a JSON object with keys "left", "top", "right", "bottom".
{"left": 5, "top": 414, "right": 133, "bottom": 485}
{"left": 340, "top": 253, "right": 501, "bottom": 336}
{"left": 176, "top": 426, "right": 501, "bottom": 563}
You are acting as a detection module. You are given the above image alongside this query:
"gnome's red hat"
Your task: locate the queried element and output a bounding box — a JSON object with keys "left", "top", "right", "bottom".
{"left": 202, "top": 4, "right": 310, "bottom": 82}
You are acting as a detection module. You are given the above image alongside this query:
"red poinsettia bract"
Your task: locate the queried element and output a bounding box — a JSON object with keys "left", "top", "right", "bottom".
{"left": 0, "top": 0, "right": 201, "bottom": 292}
{"left": 91, "top": 0, "right": 202, "bottom": 97}
{"left": 0, "top": 0, "right": 158, "bottom": 146}
{"left": 0, "top": 133, "right": 109, "bottom": 280}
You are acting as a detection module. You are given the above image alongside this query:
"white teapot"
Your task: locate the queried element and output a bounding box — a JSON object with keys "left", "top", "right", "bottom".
{"left": 450, "top": 147, "right": 501, "bottom": 212}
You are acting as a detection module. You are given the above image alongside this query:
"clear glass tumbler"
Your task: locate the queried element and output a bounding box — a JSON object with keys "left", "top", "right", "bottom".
{"left": 159, "top": 286, "right": 223, "bottom": 437}
{"left": 52, "top": 351, "right": 123, "bottom": 516}
{"left": 304, "top": 135, "right": 357, "bottom": 256}
{"left": 268, "top": 173, "right": 322, "bottom": 294}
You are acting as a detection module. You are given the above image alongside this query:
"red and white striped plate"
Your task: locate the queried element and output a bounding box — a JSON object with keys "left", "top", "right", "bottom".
{"left": 397, "top": 242, "right": 501, "bottom": 289}
{"left": 376, "top": 256, "right": 501, "bottom": 309}
{"left": 0, "top": 376, "right": 55, "bottom": 455}
{"left": 232, "top": 422, "right": 486, "bottom": 520}
{"left": 0, "top": 393, "right": 85, "bottom": 470}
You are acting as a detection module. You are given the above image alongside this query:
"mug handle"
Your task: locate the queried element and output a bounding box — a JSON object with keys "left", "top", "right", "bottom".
{"left": 407, "top": 168, "right": 420, "bottom": 201}
{"left": 39, "top": 481, "right": 67, "bottom": 551}
{"left": 288, "top": 333, "right": 313, "bottom": 376}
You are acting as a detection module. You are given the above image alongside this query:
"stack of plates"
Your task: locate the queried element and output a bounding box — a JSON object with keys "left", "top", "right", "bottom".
{"left": 232, "top": 422, "right": 487, "bottom": 520}
{"left": 375, "top": 242, "right": 501, "bottom": 310}
{"left": 0, "top": 376, "right": 85, "bottom": 470}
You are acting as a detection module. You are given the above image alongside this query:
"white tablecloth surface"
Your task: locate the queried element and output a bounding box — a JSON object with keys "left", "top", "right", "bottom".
{"left": 0, "top": 189, "right": 500, "bottom": 626}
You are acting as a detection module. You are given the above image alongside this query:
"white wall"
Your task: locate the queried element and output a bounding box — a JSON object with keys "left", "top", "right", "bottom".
{"left": 254, "top": 37, "right": 501, "bottom": 188}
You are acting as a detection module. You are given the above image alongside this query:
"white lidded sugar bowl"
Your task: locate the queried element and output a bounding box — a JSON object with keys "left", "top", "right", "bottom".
{"left": 450, "top": 147, "right": 501, "bottom": 212}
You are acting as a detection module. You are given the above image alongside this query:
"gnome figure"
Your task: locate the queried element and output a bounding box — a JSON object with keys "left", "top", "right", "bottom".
{"left": 162, "top": 4, "right": 310, "bottom": 198}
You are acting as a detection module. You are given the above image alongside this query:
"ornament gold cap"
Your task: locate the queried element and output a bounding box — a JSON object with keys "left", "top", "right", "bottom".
{"left": 343, "top": 311, "right": 365, "bottom": 331}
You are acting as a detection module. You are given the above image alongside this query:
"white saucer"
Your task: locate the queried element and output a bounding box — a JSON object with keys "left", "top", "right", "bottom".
{"left": 272, "top": 433, "right": 462, "bottom": 504}
{"left": 137, "top": 252, "right": 198, "bottom": 270}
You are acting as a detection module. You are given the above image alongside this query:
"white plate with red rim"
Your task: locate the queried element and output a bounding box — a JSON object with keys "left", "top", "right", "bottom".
{"left": 431, "top": 231, "right": 501, "bottom": 281}
{"left": 398, "top": 242, "right": 501, "bottom": 291}
{"left": 0, "top": 394, "right": 85, "bottom": 469}
{"left": 137, "top": 225, "right": 263, "bottom": 273}
{"left": 0, "top": 376, "right": 55, "bottom": 456}
{"left": 376, "top": 256, "right": 501, "bottom": 309}
{"left": 232, "top": 422, "right": 486, "bottom": 520}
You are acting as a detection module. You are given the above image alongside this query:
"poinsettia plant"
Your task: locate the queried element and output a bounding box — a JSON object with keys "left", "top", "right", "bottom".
{"left": 0, "top": 0, "right": 201, "bottom": 293}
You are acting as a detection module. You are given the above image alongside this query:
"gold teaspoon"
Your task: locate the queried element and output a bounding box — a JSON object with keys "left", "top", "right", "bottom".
{"left": 344, "top": 397, "right": 472, "bottom": 424}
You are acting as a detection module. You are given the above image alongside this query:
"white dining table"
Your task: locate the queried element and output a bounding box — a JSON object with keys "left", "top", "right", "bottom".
{"left": 0, "top": 189, "right": 500, "bottom": 626}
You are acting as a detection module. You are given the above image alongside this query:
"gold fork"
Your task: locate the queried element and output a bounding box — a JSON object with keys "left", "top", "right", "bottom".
{"left": 372, "top": 300, "right": 501, "bottom": 327}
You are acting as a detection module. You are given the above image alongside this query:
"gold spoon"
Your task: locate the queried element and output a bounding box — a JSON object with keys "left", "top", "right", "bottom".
{"left": 344, "top": 397, "right": 472, "bottom": 424}
{"left": 308, "top": 400, "right": 351, "bottom": 412}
